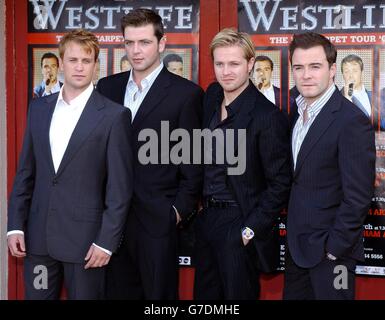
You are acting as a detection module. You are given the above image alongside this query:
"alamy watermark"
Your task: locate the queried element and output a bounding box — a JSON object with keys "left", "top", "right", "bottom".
{"left": 333, "top": 265, "right": 348, "bottom": 290}
{"left": 138, "top": 121, "right": 247, "bottom": 176}
{"left": 33, "top": 265, "right": 48, "bottom": 290}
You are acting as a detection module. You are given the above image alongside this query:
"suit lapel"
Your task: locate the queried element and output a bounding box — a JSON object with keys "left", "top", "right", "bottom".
{"left": 231, "top": 85, "right": 255, "bottom": 153}
{"left": 132, "top": 67, "right": 170, "bottom": 131}
{"left": 117, "top": 72, "right": 130, "bottom": 105}
{"left": 294, "top": 90, "right": 341, "bottom": 177}
{"left": 43, "top": 94, "right": 59, "bottom": 175}
{"left": 55, "top": 90, "right": 105, "bottom": 177}
{"left": 227, "top": 86, "right": 256, "bottom": 214}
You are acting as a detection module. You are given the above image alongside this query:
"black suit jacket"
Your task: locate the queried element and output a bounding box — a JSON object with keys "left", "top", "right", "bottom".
{"left": 97, "top": 67, "right": 203, "bottom": 236}
{"left": 203, "top": 82, "right": 291, "bottom": 272}
{"left": 8, "top": 90, "right": 133, "bottom": 263}
{"left": 287, "top": 89, "right": 375, "bottom": 268}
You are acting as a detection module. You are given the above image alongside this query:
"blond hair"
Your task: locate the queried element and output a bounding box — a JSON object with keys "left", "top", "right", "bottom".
{"left": 59, "top": 29, "right": 100, "bottom": 62}
{"left": 210, "top": 28, "right": 255, "bottom": 61}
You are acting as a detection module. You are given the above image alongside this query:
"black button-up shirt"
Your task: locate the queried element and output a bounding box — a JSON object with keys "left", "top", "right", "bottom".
{"left": 203, "top": 83, "right": 252, "bottom": 200}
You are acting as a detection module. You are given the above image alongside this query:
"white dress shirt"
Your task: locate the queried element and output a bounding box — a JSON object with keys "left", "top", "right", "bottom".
{"left": 124, "top": 62, "right": 164, "bottom": 121}
{"left": 260, "top": 83, "right": 276, "bottom": 105}
{"left": 50, "top": 83, "right": 93, "bottom": 172}
{"left": 352, "top": 85, "right": 372, "bottom": 117}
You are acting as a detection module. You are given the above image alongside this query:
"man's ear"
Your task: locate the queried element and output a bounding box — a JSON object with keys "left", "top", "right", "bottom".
{"left": 159, "top": 36, "right": 167, "bottom": 53}
{"left": 59, "top": 58, "right": 64, "bottom": 72}
{"left": 248, "top": 57, "right": 255, "bottom": 74}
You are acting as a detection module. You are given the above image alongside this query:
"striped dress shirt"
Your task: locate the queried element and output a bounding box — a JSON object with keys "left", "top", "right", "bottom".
{"left": 292, "top": 84, "right": 336, "bottom": 169}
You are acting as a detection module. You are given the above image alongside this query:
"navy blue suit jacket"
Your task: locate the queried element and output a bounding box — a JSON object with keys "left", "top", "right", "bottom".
{"left": 287, "top": 89, "right": 375, "bottom": 268}
{"left": 8, "top": 90, "right": 133, "bottom": 263}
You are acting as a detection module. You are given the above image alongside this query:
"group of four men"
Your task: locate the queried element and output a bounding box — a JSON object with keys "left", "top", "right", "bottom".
{"left": 8, "top": 8, "right": 375, "bottom": 300}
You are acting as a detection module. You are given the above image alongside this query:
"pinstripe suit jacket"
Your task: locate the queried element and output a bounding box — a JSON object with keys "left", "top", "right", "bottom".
{"left": 203, "top": 81, "right": 291, "bottom": 272}
{"left": 287, "top": 89, "right": 376, "bottom": 268}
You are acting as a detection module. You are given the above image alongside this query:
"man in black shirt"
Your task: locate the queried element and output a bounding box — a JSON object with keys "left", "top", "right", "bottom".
{"left": 194, "top": 28, "right": 291, "bottom": 300}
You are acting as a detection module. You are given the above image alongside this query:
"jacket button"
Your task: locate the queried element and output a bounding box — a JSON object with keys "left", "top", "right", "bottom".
{"left": 52, "top": 179, "right": 58, "bottom": 186}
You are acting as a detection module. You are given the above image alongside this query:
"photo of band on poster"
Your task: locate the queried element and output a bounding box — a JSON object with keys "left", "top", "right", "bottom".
{"left": 27, "top": 0, "right": 385, "bottom": 275}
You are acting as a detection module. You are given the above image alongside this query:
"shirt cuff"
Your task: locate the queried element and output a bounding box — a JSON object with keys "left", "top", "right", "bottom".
{"left": 172, "top": 205, "right": 179, "bottom": 216}
{"left": 92, "top": 243, "right": 112, "bottom": 256}
{"left": 7, "top": 230, "right": 24, "bottom": 237}
{"left": 326, "top": 252, "right": 337, "bottom": 261}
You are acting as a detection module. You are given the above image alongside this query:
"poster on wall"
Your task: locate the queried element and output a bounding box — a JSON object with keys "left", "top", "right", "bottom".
{"left": 239, "top": 0, "right": 385, "bottom": 275}
{"left": 27, "top": 0, "right": 200, "bottom": 266}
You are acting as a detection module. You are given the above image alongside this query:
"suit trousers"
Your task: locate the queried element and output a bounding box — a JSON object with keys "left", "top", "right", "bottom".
{"left": 24, "top": 253, "right": 105, "bottom": 300}
{"left": 283, "top": 248, "right": 356, "bottom": 300}
{"left": 105, "top": 211, "right": 179, "bottom": 300}
{"left": 194, "top": 206, "right": 260, "bottom": 300}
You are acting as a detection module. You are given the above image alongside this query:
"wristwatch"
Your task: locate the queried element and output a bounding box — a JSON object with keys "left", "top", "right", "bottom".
{"left": 241, "top": 227, "right": 255, "bottom": 240}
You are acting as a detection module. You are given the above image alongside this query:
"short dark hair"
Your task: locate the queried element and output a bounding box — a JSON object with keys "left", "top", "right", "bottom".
{"left": 163, "top": 54, "right": 183, "bottom": 67}
{"left": 40, "top": 52, "right": 59, "bottom": 67}
{"left": 289, "top": 32, "right": 337, "bottom": 68}
{"left": 341, "top": 54, "right": 363, "bottom": 72}
{"left": 121, "top": 8, "right": 164, "bottom": 42}
{"left": 255, "top": 55, "right": 273, "bottom": 70}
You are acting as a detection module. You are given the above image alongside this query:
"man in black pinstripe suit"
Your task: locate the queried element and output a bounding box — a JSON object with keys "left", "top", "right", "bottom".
{"left": 193, "top": 28, "right": 291, "bottom": 300}
{"left": 284, "top": 32, "right": 375, "bottom": 300}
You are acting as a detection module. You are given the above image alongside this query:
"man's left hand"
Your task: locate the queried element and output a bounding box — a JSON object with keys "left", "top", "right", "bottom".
{"left": 84, "top": 244, "right": 110, "bottom": 269}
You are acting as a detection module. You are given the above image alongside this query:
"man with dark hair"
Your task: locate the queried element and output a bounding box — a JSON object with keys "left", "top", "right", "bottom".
{"left": 253, "top": 55, "right": 280, "bottom": 108}
{"left": 7, "top": 29, "right": 133, "bottom": 299}
{"left": 163, "top": 53, "right": 184, "bottom": 77}
{"left": 97, "top": 8, "right": 203, "bottom": 300}
{"left": 33, "top": 52, "right": 63, "bottom": 98}
{"left": 341, "top": 54, "right": 372, "bottom": 117}
{"left": 284, "top": 32, "right": 375, "bottom": 300}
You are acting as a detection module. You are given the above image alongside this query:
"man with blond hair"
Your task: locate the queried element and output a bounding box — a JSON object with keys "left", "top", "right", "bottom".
{"left": 193, "top": 28, "right": 291, "bottom": 300}
{"left": 7, "top": 29, "right": 133, "bottom": 299}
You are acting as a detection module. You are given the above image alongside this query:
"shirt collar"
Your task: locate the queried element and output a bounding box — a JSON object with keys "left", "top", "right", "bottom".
{"left": 296, "top": 84, "right": 336, "bottom": 119}
{"left": 57, "top": 82, "right": 94, "bottom": 106}
{"left": 215, "top": 81, "right": 254, "bottom": 117}
{"left": 128, "top": 62, "right": 164, "bottom": 91}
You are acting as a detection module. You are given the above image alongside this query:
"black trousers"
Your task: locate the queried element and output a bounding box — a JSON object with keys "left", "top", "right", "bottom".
{"left": 105, "top": 211, "right": 179, "bottom": 300}
{"left": 24, "top": 253, "right": 105, "bottom": 300}
{"left": 283, "top": 248, "right": 356, "bottom": 300}
{"left": 193, "top": 206, "right": 260, "bottom": 300}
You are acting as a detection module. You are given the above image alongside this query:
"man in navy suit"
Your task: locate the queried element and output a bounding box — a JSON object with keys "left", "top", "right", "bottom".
{"left": 97, "top": 8, "right": 203, "bottom": 299}
{"left": 7, "top": 29, "right": 133, "bottom": 299}
{"left": 284, "top": 32, "right": 375, "bottom": 300}
{"left": 340, "top": 54, "right": 372, "bottom": 118}
{"left": 193, "top": 28, "right": 291, "bottom": 300}
{"left": 253, "top": 55, "right": 281, "bottom": 108}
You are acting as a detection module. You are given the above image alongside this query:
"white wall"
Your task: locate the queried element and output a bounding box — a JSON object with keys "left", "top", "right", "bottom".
{"left": 0, "top": 0, "right": 8, "bottom": 300}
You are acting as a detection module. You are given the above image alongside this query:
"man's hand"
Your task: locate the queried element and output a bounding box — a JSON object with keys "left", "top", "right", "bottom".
{"left": 343, "top": 82, "right": 354, "bottom": 101}
{"left": 242, "top": 236, "right": 250, "bottom": 246}
{"left": 8, "top": 234, "right": 26, "bottom": 258}
{"left": 44, "top": 74, "right": 56, "bottom": 94}
{"left": 84, "top": 244, "right": 110, "bottom": 269}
